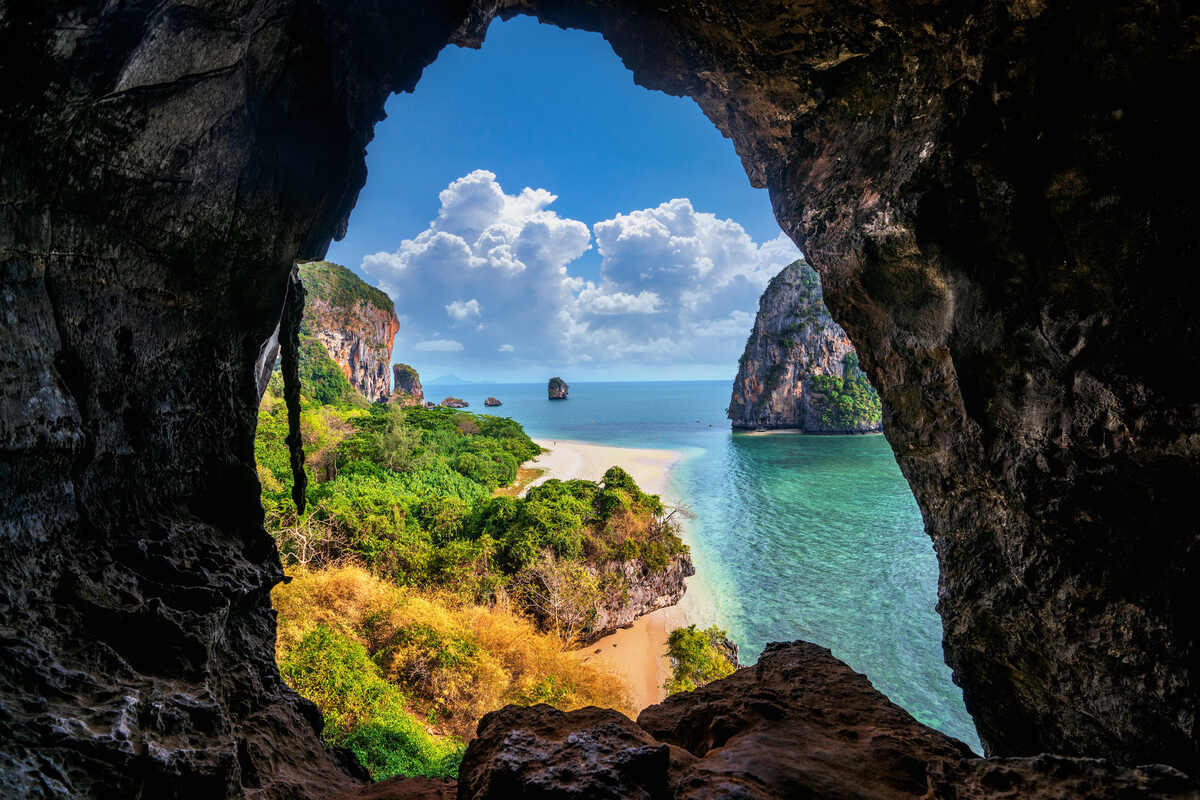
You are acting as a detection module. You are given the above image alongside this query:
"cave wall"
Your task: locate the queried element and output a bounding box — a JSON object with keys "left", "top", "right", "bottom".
{"left": 1, "top": 0, "right": 1197, "bottom": 796}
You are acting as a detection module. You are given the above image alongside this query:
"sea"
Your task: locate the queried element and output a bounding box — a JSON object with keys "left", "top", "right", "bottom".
{"left": 425, "top": 379, "right": 981, "bottom": 752}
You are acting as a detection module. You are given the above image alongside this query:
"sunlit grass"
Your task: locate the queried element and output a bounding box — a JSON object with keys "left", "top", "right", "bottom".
{"left": 492, "top": 466, "right": 546, "bottom": 498}
{"left": 274, "top": 565, "right": 634, "bottom": 779}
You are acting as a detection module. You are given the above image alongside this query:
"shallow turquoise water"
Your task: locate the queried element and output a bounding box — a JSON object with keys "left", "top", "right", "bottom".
{"left": 425, "top": 380, "right": 980, "bottom": 751}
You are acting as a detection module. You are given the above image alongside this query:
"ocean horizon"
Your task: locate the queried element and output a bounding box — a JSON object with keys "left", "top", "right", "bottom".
{"left": 424, "top": 379, "right": 982, "bottom": 752}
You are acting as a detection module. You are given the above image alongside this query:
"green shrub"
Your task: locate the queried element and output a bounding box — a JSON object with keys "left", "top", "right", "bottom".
{"left": 808, "top": 353, "right": 882, "bottom": 430}
{"left": 664, "top": 625, "right": 736, "bottom": 694}
{"left": 298, "top": 336, "right": 355, "bottom": 405}
{"left": 278, "top": 624, "right": 462, "bottom": 780}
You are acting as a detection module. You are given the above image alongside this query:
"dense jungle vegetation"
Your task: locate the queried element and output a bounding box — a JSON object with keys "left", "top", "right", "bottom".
{"left": 256, "top": 336, "right": 686, "bottom": 779}
{"left": 808, "top": 352, "right": 882, "bottom": 430}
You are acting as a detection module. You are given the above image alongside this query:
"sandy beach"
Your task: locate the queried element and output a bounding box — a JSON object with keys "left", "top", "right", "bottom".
{"left": 525, "top": 437, "right": 682, "bottom": 498}
{"left": 525, "top": 438, "right": 698, "bottom": 711}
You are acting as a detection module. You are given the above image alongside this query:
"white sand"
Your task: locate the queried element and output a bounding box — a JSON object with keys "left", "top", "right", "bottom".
{"left": 525, "top": 438, "right": 699, "bottom": 711}
{"left": 524, "top": 438, "right": 682, "bottom": 498}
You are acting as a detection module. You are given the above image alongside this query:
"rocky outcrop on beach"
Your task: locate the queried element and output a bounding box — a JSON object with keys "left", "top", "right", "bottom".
{"left": 548, "top": 377, "right": 568, "bottom": 399}
{"left": 729, "top": 260, "right": 881, "bottom": 432}
{"left": 298, "top": 261, "right": 400, "bottom": 403}
{"left": 582, "top": 553, "right": 695, "bottom": 644}
{"left": 440, "top": 397, "right": 469, "bottom": 408}
{"left": 715, "top": 635, "right": 740, "bottom": 670}
{"left": 484, "top": 397, "right": 502, "bottom": 407}
{"left": 391, "top": 363, "right": 424, "bottom": 406}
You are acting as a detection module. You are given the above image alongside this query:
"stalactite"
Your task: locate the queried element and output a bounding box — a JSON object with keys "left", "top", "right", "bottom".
{"left": 280, "top": 265, "right": 308, "bottom": 514}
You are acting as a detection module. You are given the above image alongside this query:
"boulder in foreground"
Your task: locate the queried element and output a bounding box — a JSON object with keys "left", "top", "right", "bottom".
{"left": 441, "top": 641, "right": 1197, "bottom": 800}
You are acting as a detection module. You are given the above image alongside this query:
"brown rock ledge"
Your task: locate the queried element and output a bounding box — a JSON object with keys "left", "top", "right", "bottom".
{"left": 358, "top": 642, "right": 1195, "bottom": 799}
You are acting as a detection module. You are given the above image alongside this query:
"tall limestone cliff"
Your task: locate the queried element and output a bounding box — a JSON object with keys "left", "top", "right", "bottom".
{"left": 729, "top": 260, "right": 882, "bottom": 432}
{"left": 298, "top": 261, "right": 400, "bottom": 403}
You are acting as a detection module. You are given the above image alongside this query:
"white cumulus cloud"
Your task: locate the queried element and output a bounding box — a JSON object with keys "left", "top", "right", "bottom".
{"left": 446, "top": 299, "right": 481, "bottom": 321}
{"left": 361, "top": 171, "right": 801, "bottom": 371}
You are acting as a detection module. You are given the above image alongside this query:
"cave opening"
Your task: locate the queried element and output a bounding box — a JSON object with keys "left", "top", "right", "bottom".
{"left": 260, "top": 13, "right": 978, "bottom": 784}
{"left": 2, "top": 1, "right": 1196, "bottom": 796}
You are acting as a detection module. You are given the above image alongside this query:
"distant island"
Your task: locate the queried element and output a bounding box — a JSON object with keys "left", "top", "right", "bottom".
{"left": 728, "top": 260, "right": 881, "bottom": 433}
{"left": 548, "top": 376, "right": 569, "bottom": 400}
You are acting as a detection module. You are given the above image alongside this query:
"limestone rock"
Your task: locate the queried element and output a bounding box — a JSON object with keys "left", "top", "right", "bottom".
{"left": 334, "top": 776, "right": 456, "bottom": 800}
{"left": 299, "top": 261, "right": 400, "bottom": 403}
{"left": 714, "top": 635, "right": 740, "bottom": 670}
{"left": 548, "top": 377, "right": 568, "bottom": 400}
{"left": 2, "top": 0, "right": 1199, "bottom": 794}
{"left": 440, "top": 397, "right": 469, "bottom": 408}
{"left": 584, "top": 553, "right": 695, "bottom": 644}
{"left": 391, "top": 363, "right": 424, "bottom": 406}
{"left": 639, "top": 640, "right": 976, "bottom": 797}
{"left": 484, "top": 397, "right": 502, "bottom": 407}
{"left": 454, "top": 642, "right": 1196, "bottom": 799}
{"left": 457, "top": 704, "right": 692, "bottom": 800}
{"left": 728, "top": 260, "right": 881, "bottom": 432}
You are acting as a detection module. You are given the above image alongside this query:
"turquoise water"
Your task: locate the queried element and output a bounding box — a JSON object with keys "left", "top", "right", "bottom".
{"left": 425, "top": 380, "right": 980, "bottom": 751}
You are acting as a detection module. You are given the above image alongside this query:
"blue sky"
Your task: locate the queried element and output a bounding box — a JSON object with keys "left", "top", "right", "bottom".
{"left": 326, "top": 15, "right": 799, "bottom": 382}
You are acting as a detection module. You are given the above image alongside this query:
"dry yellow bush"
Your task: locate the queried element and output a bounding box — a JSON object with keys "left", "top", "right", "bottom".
{"left": 273, "top": 565, "right": 633, "bottom": 739}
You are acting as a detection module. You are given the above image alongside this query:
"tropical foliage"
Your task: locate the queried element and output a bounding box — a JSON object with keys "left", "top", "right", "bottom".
{"left": 808, "top": 352, "right": 882, "bottom": 430}
{"left": 663, "top": 624, "right": 736, "bottom": 694}
{"left": 275, "top": 567, "right": 632, "bottom": 779}
{"left": 258, "top": 333, "right": 685, "bottom": 780}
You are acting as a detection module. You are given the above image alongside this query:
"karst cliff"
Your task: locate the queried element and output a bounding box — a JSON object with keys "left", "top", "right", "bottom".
{"left": 299, "top": 261, "right": 400, "bottom": 403}
{"left": 1, "top": 0, "right": 1198, "bottom": 797}
{"left": 729, "top": 259, "right": 882, "bottom": 432}
{"left": 391, "top": 363, "right": 424, "bottom": 406}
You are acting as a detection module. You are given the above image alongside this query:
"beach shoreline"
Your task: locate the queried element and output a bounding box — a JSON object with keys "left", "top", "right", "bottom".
{"left": 524, "top": 438, "right": 704, "bottom": 712}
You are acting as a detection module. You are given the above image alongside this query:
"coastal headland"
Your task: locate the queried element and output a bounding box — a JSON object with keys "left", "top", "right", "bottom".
{"left": 525, "top": 438, "right": 705, "bottom": 711}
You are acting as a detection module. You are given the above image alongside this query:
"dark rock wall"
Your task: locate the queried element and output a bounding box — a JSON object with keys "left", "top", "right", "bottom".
{"left": 728, "top": 259, "right": 880, "bottom": 432}
{"left": 1, "top": 0, "right": 1198, "bottom": 796}
{"left": 452, "top": 642, "right": 1198, "bottom": 800}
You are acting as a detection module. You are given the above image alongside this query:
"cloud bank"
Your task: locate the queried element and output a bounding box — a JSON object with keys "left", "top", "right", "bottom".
{"left": 362, "top": 170, "right": 800, "bottom": 375}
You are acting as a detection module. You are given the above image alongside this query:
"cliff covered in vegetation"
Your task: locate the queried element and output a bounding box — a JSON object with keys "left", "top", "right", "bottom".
{"left": 299, "top": 261, "right": 400, "bottom": 403}
{"left": 728, "top": 261, "right": 881, "bottom": 432}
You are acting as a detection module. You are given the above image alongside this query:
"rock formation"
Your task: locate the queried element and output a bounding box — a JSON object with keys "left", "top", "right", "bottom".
{"left": 729, "top": 260, "right": 882, "bottom": 432}
{"left": 447, "top": 642, "right": 1197, "bottom": 800}
{"left": 440, "top": 397, "right": 469, "bottom": 409}
{"left": 299, "top": 261, "right": 400, "bottom": 403}
{"left": 585, "top": 553, "right": 695, "bottom": 644}
{"left": 2, "top": 0, "right": 1198, "bottom": 796}
{"left": 484, "top": 397, "right": 502, "bottom": 407}
{"left": 547, "top": 377, "right": 568, "bottom": 399}
{"left": 391, "top": 363, "right": 424, "bottom": 406}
